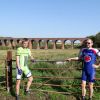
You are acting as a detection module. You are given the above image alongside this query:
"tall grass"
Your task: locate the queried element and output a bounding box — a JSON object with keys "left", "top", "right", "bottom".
{"left": 0, "top": 49, "right": 100, "bottom": 100}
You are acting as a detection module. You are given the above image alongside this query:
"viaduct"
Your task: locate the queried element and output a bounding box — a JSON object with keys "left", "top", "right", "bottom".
{"left": 0, "top": 37, "right": 86, "bottom": 49}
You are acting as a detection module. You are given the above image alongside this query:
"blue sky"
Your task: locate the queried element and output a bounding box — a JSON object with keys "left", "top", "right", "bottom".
{"left": 0, "top": 0, "right": 100, "bottom": 38}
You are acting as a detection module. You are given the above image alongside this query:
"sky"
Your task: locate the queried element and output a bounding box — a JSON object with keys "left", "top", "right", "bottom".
{"left": 0, "top": 0, "right": 100, "bottom": 38}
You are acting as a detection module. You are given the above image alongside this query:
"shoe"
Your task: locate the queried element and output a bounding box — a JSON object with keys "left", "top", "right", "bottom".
{"left": 24, "top": 89, "right": 30, "bottom": 95}
{"left": 16, "top": 95, "right": 19, "bottom": 100}
{"left": 82, "top": 96, "right": 85, "bottom": 100}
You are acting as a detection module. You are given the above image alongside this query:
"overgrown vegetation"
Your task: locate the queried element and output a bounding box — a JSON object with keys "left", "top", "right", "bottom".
{"left": 0, "top": 49, "right": 100, "bottom": 100}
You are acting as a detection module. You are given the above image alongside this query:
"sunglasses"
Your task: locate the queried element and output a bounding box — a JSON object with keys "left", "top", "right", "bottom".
{"left": 86, "top": 42, "right": 91, "bottom": 44}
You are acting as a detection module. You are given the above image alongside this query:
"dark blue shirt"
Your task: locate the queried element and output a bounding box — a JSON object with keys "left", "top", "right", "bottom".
{"left": 79, "top": 48, "right": 100, "bottom": 73}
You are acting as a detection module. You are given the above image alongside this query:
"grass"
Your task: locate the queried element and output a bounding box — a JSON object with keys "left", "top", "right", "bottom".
{"left": 0, "top": 49, "right": 100, "bottom": 100}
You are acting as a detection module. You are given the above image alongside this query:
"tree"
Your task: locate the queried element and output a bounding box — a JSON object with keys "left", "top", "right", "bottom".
{"left": 95, "top": 32, "right": 100, "bottom": 47}
{"left": 87, "top": 32, "right": 100, "bottom": 48}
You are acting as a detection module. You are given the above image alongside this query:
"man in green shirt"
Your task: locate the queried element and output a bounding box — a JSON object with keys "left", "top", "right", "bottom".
{"left": 16, "top": 38, "right": 34, "bottom": 100}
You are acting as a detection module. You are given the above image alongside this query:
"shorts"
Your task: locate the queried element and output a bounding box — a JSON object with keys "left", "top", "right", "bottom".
{"left": 82, "top": 70, "right": 95, "bottom": 82}
{"left": 16, "top": 66, "right": 32, "bottom": 80}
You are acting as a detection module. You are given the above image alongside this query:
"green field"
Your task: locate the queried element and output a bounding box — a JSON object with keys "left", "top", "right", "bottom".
{"left": 0, "top": 49, "right": 100, "bottom": 100}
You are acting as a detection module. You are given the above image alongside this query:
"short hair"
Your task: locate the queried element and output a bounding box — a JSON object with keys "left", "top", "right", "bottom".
{"left": 85, "top": 38, "right": 93, "bottom": 43}
{"left": 22, "top": 38, "right": 29, "bottom": 43}
{"left": 82, "top": 38, "right": 93, "bottom": 48}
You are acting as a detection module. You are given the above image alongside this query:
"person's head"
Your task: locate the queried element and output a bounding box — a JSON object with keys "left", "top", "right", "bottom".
{"left": 22, "top": 38, "right": 29, "bottom": 48}
{"left": 84, "top": 38, "right": 93, "bottom": 48}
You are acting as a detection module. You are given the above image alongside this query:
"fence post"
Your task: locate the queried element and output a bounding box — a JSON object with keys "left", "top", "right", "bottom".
{"left": 5, "top": 51, "right": 12, "bottom": 92}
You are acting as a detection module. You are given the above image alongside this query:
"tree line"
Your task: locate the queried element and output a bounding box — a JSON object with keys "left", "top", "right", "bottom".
{"left": 87, "top": 32, "right": 100, "bottom": 48}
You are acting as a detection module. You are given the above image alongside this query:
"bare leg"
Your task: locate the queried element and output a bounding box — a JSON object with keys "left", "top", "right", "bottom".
{"left": 88, "top": 82, "right": 94, "bottom": 99}
{"left": 16, "top": 80, "right": 21, "bottom": 95}
{"left": 81, "top": 80, "right": 86, "bottom": 97}
{"left": 26, "top": 76, "right": 33, "bottom": 91}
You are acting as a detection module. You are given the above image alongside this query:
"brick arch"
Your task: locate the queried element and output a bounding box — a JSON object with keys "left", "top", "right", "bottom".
{"left": 0, "top": 40, "right": 2, "bottom": 46}
{"left": 30, "top": 40, "right": 37, "bottom": 49}
{"left": 73, "top": 40, "right": 82, "bottom": 49}
{"left": 55, "top": 40, "right": 63, "bottom": 49}
{"left": 47, "top": 40, "right": 53, "bottom": 49}
{"left": 4, "top": 39, "right": 9, "bottom": 46}
{"left": 38, "top": 40, "right": 46, "bottom": 49}
{"left": 64, "top": 40, "right": 72, "bottom": 49}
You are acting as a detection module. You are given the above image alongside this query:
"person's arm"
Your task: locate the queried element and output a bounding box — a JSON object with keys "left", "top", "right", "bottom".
{"left": 93, "top": 49, "right": 100, "bottom": 68}
{"left": 65, "top": 48, "right": 83, "bottom": 62}
{"left": 16, "top": 48, "right": 22, "bottom": 75}
{"left": 16, "top": 56, "right": 22, "bottom": 75}
{"left": 16, "top": 48, "right": 21, "bottom": 68}
{"left": 65, "top": 48, "right": 84, "bottom": 61}
{"left": 28, "top": 49, "right": 35, "bottom": 62}
{"left": 65, "top": 57, "right": 79, "bottom": 61}
{"left": 30, "top": 55, "right": 35, "bottom": 61}
{"left": 93, "top": 64, "right": 100, "bottom": 68}
{"left": 16, "top": 56, "right": 21, "bottom": 69}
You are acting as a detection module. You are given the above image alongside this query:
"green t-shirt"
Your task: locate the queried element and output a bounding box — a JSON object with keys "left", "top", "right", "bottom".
{"left": 16, "top": 47, "right": 31, "bottom": 68}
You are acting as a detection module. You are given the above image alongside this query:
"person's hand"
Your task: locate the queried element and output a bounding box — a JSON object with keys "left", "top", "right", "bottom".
{"left": 93, "top": 64, "right": 99, "bottom": 68}
{"left": 17, "top": 67, "right": 22, "bottom": 75}
{"left": 31, "top": 59, "right": 36, "bottom": 63}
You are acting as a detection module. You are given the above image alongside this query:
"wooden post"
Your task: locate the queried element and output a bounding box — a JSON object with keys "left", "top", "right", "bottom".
{"left": 5, "top": 51, "right": 12, "bottom": 92}
{"left": 5, "top": 59, "right": 8, "bottom": 91}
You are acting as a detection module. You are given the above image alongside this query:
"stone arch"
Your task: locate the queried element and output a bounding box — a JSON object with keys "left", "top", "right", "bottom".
{"left": 31, "top": 40, "right": 37, "bottom": 49}
{"left": 64, "top": 40, "right": 72, "bottom": 49}
{"left": 0, "top": 40, "right": 2, "bottom": 46}
{"left": 10, "top": 39, "right": 13, "bottom": 45}
{"left": 16, "top": 39, "right": 22, "bottom": 47}
{"left": 4, "top": 39, "right": 9, "bottom": 46}
{"left": 47, "top": 40, "right": 53, "bottom": 49}
{"left": 10, "top": 39, "right": 16, "bottom": 49}
{"left": 55, "top": 40, "right": 62, "bottom": 49}
{"left": 39, "top": 40, "right": 46, "bottom": 49}
{"left": 10, "top": 40, "right": 13, "bottom": 48}
{"left": 16, "top": 39, "right": 20, "bottom": 44}
{"left": 73, "top": 40, "right": 81, "bottom": 48}
{"left": 0, "top": 40, "right": 5, "bottom": 46}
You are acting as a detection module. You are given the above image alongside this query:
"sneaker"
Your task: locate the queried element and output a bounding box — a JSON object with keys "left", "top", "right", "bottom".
{"left": 24, "top": 89, "right": 30, "bottom": 95}
{"left": 82, "top": 96, "right": 85, "bottom": 100}
{"left": 16, "top": 95, "right": 19, "bottom": 100}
